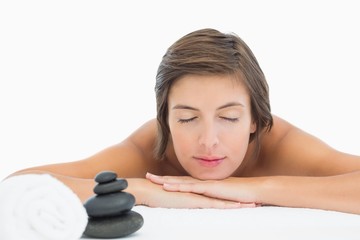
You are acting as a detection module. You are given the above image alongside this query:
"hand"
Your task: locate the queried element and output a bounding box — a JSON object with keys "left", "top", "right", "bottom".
{"left": 127, "top": 178, "right": 256, "bottom": 209}
{"left": 146, "top": 173, "right": 261, "bottom": 206}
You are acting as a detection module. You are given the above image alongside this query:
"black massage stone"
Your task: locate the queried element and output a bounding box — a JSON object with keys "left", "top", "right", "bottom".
{"left": 95, "top": 171, "right": 118, "bottom": 184}
{"left": 93, "top": 179, "right": 128, "bottom": 195}
{"left": 84, "top": 211, "right": 144, "bottom": 238}
{"left": 83, "top": 171, "right": 144, "bottom": 239}
{"left": 84, "top": 192, "right": 135, "bottom": 218}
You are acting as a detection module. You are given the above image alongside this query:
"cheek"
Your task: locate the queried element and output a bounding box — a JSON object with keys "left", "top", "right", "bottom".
{"left": 219, "top": 121, "right": 251, "bottom": 139}
{"left": 220, "top": 126, "right": 252, "bottom": 157}
{"left": 170, "top": 128, "right": 194, "bottom": 156}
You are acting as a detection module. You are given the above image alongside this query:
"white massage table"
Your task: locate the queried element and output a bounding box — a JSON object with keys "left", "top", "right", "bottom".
{"left": 82, "top": 205, "right": 360, "bottom": 240}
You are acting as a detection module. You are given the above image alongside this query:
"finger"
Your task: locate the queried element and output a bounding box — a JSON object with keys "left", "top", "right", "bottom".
{"left": 145, "top": 172, "right": 165, "bottom": 185}
{"left": 146, "top": 173, "right": 200, "bottom": 185}
{"left": 209, "top": 200, "right": 242, "bottom": 209}
{"left": 164, "top": 182, "right": 236, "bottom": 202}
{"left": 238, "top": 202, "right": 257, "bottom": 208}
{"left": 145, "top": 173, "right": 182, "bottom": 184}
{"left": 163, "top": 183, "right": 262, "bottom": 208}
{"left": 163, "top": 182, "right": 206, "bottom": 195}
{"left": 201, "top": 198, "right": 257, "bottom": 209}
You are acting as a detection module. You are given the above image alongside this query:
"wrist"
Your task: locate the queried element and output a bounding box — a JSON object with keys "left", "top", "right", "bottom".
{"left": 257, "top": 176, "right": 314, "bottom": 208}
{"left": 125, "top": 178, "right": 148, "bottom": 206}
{"left": 256, "top": 176, "right": 284, "bottom": 206}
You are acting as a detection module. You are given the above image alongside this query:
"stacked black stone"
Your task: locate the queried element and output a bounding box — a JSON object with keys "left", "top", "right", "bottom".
{"left": 83, "top": 171, "right": 144, "bottom": 238}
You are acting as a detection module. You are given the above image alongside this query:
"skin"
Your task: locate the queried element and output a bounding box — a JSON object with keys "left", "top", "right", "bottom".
{"left": 8, "top": 74, "right": 360, "bottom": 214}
{"left": 167, "top": 74, "right": 256, "bottom": 180}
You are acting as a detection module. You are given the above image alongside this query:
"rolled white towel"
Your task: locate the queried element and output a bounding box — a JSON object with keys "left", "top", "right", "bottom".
{"left": 0, "top": 174, "right": 88, "bottom": 240}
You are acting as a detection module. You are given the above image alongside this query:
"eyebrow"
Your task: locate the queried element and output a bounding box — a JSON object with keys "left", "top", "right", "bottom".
{"left": 172, "top": 102, "right": 245, "bottom": 111}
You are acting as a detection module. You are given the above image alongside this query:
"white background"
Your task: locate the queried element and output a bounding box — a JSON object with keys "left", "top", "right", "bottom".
{"left": 1, "top": 0, "right": 359, "bottom": 180}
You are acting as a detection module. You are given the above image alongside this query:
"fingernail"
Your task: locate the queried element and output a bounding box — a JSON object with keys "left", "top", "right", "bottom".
{"left": 146, "top": 172, "right": 158, "bottom": 178}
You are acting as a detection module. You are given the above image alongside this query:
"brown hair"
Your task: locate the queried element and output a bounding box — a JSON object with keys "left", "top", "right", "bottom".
{"left": 154, "top": 28, "right": 273, "bottom": 160}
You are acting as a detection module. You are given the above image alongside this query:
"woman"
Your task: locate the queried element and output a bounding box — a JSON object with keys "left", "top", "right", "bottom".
{"left": 10, "top": 28, "right": 360, "bottom": 214}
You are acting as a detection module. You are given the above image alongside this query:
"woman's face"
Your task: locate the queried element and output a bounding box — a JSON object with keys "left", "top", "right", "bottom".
{"left": 168, "top": 74, "right": 256, "bottom": 180}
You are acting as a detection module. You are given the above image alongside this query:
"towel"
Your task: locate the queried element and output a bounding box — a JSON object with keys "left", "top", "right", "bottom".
{"left": 0, "top": 174, "right": 88, "bottom": 240}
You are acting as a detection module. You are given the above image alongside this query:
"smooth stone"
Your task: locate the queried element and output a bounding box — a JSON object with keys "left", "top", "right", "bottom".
{"left": 94, "top": 178, "right": 128, "bottom": 195}
{"left": 83, "top": 210, "right": 144, "bottom": 238}
{"left": 95, "top": 171, "right": 117, "bottom": 184}
{"left": 84, "top": 192, "right": 135, "bottom": 217}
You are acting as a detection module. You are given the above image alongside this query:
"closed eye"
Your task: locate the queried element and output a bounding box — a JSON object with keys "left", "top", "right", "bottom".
{"left": 178, "top": 117, "right": 197, "bottom": 124}
{"left": 220, "top": 117, "right": 239, "bottom": 122}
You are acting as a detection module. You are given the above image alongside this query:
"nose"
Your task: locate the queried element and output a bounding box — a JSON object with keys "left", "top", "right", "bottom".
{"left": 198, "top": 121, "right": 219, "bottom": 149}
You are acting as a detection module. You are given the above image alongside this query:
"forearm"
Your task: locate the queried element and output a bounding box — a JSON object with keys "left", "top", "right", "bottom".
{"left": 259, "top": 172, "right": 360, "bottom": 214}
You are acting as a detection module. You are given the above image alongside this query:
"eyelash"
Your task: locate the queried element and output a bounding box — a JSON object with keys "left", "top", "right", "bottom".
{"left": 178, "top": 117, "right": 197, "bottom": 124}
{"left": 178, "top": 117, "right": 239, "bottom": 124}
{"left": 220, "top": 117, "right": 239, "bottom": 122}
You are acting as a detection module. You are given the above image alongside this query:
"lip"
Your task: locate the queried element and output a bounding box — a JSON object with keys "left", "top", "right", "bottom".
{"left": 193, "top": 156, "right": 226, "bottom": 167}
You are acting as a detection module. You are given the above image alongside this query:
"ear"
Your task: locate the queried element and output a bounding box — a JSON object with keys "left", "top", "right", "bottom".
{"left": 250, "top": 121, "right": 257, "bottom": 133}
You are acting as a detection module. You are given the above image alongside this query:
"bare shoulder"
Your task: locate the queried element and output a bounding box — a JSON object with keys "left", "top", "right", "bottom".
{"left": 258, "top": 115, "right": 360, "bottom": 176}
{"left": 126, "top": 118, "right": 158, "bottom": 153}
{"left": 83, "top": 118, "right": 161, "bottom": 177}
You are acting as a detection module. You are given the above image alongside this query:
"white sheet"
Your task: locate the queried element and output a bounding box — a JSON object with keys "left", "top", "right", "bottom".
{"left": 81, "top": 206, "right": 360, "bottom": 240}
